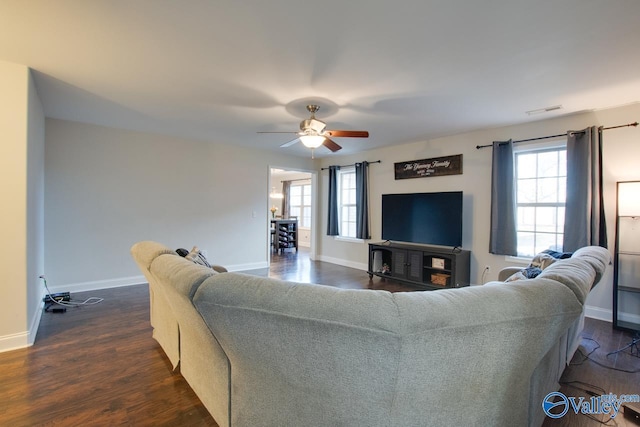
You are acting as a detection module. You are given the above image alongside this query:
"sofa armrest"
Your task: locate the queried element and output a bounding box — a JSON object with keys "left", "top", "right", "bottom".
{"left": 498, "top": 267, "right": 523, "bottom": 282}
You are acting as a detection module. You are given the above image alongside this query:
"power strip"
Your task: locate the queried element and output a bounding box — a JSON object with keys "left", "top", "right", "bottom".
{"left": 43, "top": 292, "right": 71, "bottom": 303}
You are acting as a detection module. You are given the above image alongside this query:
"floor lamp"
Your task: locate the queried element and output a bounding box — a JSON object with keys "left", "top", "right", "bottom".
{"left": 608, "top": 181, "right": 640, "bottom": 357}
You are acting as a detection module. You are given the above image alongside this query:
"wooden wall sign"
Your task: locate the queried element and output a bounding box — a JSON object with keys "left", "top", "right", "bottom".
{"left": 394, "top": 154, "right": 463, "bottom": 180}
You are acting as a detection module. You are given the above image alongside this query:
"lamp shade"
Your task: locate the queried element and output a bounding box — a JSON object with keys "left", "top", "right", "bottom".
{"left": 299, "top": 135, "right": 325, "bottom": 148}
{"left": 618, "top": 181, "right": 640, "bottom": 216}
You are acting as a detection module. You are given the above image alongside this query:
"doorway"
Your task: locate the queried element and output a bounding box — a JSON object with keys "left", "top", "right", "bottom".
{"left": 269, "top": 167, "right": 316, "bottom": 264}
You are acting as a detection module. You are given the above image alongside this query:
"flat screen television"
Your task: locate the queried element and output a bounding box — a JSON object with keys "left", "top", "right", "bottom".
{"left": 381, "top": 191, "right": 463, "bottom": 247}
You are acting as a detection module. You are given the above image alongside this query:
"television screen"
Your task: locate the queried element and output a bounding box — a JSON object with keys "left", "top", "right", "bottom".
{"left": 382, "top": 191, "right": 463, "bottom": 247}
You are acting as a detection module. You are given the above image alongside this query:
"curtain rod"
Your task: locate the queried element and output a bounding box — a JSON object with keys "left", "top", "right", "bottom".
{"left": 280, "top": 178, "right": 310, "bottom": 183}
{"left": 475, "top": 121, "right": 638, "bottom": 149}
{"left": 321, "top": 160, "right": 381, "bottom": 170}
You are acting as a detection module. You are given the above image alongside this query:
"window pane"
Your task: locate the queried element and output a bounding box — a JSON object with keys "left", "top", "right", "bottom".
{"left": 517, "top": 179, "right": 537, "bottom": 203}
{"left": 290, "top": 186, "right": 301, "bottom": 197}
{"left": 558, "top": 177, "right": 566, "bottom": 203}
{"left": 290, "top": 207, "right": 300, "bottom": 218}
{"left": 517, "top": 153, "right": 537, "bottom": 179}
{"left": 535, "top": 233, "right": 559, "bottom": 254}
{"left": 345, "top": 222, "right": 356, "bottom": 238}
{"left": 303, "top": 207, "right": 311, "bottom": 227}
{"left": 536, "top": 207, "right": 558, "bottom": 233}
{"left": 338, "top": 170, "right": 357, "bottom": 238}
{"left": 348, "top": 206, "right": 357, "bottom": 222}
{"left": 557, "top": 207, "right": 565, "bottom": 232}
{"left": 517, "top": 207, "right": 536, "bottom": 232}
{"left": 538, "top": 177, "right": 560, "bottom": 203}
{"left": 514, "top": 145, "right": 566, "bottom": 257}
{"left": 558, "top": 150, "right": 567, "bottom": 176}
{"left": 517, "top": 232, "right": 535, "bottom": 257}
{"left": 537, "top": 151, "right": 559, "bottom": 178}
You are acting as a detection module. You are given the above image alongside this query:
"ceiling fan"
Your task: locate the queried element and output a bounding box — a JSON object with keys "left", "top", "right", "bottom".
{"left": 258, "top": 104, "right": 369, "bottom": 155}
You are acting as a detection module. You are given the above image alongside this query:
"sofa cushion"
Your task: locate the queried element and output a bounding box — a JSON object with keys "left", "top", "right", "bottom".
{"left": 537, "top": 259, "right": 595, "bottom": 304}
{"left": 131, "top": 240, "right": 177, "bottom": 274}
{"left": 537, "top": 246, "right": 610, "bottom": 304}
{"left": 151, "top": 252, "right": 217, "bottom": 300}
{"left": 184, "top": 246, "right": 213, "bottom": 268}
{"left": 505, "top": 249, "right": 574, "bottom": 282}
{"left": 572, "top": 246, "right": 611, "bottom": 285}
{"left": 193, "top": 272, "right": 586, "bottom": 427}
{"left": 505, "top": 266, "right": 543, "bottom": 282}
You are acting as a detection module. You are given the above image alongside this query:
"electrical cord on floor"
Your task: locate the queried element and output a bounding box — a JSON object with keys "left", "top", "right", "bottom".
{"left": 569, "top": 337, "right": 600, "bottom": 366}
{"left": 559, "top": 380, "right": 619, "bottom": 425}
{"left": 570, "top": 336, "right": 640, "bottom": 373}
{"left": 39, "top": 275, "right": 104, "bottom": 308}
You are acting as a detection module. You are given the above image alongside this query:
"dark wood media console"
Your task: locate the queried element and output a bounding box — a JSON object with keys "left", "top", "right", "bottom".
{"left": 368, "top": 242, "right": 470, "bottom": 290}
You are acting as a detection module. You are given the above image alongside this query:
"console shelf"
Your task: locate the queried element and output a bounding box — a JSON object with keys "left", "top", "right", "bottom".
{"left": 368, "top": 242, "right": 470, "bottom": 290}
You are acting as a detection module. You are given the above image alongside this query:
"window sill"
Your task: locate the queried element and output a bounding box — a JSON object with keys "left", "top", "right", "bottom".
{"left": 504, "top": 255, "right": 531, "bottom": 265}
{"left": 334, "top": 236, "right": 366, "bottom": 243}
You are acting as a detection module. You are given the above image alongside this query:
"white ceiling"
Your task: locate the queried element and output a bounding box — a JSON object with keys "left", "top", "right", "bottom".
{"left": 1, "top": 0, "right": 639, "bottom": 157}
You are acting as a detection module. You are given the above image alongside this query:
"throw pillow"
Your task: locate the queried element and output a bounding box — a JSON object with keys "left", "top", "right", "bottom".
{"left": 504, "top": 249, "right": 573, "bottom": 282}
{"left": 505, "top": 266, "right": 543, "bottom": 282}
{"left": 185, "top": 246, "right": 213, "bottom": 268}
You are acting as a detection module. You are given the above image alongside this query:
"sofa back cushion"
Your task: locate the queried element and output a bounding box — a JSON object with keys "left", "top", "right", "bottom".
{"left": 150, "top": 253, "right": 217, "bottom": 301}
{"left": 193, "top": 271, "right": 588, "bottom": 426}
{"left": 537, "top": 246, "right": 610, "bottom": 304}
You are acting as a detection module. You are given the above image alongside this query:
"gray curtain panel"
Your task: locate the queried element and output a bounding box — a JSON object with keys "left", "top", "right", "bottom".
{"left": 489, "top": 140, "right": 518, "bottom": 255}
{"left": 563, "top": 126, "right": 608, "bottom": 251}
{"left": 281, "top": 180, "right": 291, "bottom": 218}
{"left": 355, "top": 161, "right": 370, "bottom": 239}
{"left": 327, "top": 165, "right": 340, "bottom": 236}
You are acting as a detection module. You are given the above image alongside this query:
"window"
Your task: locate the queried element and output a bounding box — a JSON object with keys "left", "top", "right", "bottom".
{"left": 338, "top": 168, "right": 357, "bottom": 238}
{"left": 514, "top": 143, "right": 566, "bottom": 257}
{"left": 289, "top": 182, "right": 312, "bottom": 227}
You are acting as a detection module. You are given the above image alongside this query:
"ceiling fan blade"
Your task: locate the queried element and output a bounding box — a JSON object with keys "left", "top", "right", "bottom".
{"left": 258, "top": 131, "right": 299, "bottom": 134}
{"left": 325, "top": 130, "right": 369, "bottom": 138}
{"left": 280, "top": 137, "right": 300, "bottom": 148}
{"left": 323, "top": 137, "right": 342, "bottom": 152}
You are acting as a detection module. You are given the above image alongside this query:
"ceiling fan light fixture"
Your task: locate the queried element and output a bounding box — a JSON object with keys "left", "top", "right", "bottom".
{"left": 299, "top": 134, "right": 325, "bottom": 148}
{"left": 270, "top": 186, "right": 283, "bottom": 199}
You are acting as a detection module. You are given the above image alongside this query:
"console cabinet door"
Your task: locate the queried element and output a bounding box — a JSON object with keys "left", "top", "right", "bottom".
{"left": 406, "top": 251, "right": 424, "bottom": 282}
{"left": 391, "top": 250, "right": 407, "bottom": 279}
{"left": 391, "top": 250, "right": 423, "bottom": 282}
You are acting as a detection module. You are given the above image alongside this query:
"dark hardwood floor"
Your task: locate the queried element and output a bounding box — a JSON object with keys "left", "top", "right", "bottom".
{"left": 0, "top": 248, "right": 637, "bottom": 426}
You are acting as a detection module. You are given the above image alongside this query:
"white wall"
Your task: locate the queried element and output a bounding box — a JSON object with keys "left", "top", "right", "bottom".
{"left": 0, "top": 61, "right": 45, "bottom": 352}
{"left": 26, "top": 66, "right": 46, "bottom": 341}
{"left": 44, "top": 119, "right": 314, "bottom": 292}
{"left": 318, "top": 103, "right": 640, "bottom": 322}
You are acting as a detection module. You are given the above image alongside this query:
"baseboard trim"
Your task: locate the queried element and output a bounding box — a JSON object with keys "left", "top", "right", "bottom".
{"left": 28, "top": 292, "right": 45, "bottom": 346}
{"left": 48, "top": 275, "right": 147, "bottom": 294}
{"left": 0, "top": 331, "right": 33, "bottom": 353}
{"left": 619, "top": 311, "right": 640, "bottom": 325}
{"left": 584, "top": 305, "right": 612, "bottom": 322}
{"left": 227, "top": 261, "right": 269, "bottom": 272}
{"left": 45, "top": 263, "right": 271, "bottom": 294}
{"left": 584, "top": 305, "right": 640, "bottom": 325}
{"left": 316, "top": 255, "right": 368, "bottom": 272}
{"left": 0, "top": 291, "right": 47, "bottom": 353}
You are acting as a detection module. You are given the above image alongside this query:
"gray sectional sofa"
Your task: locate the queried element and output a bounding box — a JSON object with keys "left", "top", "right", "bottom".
{"left": 131, "top": 241, "right": 610, "bottom": 427}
